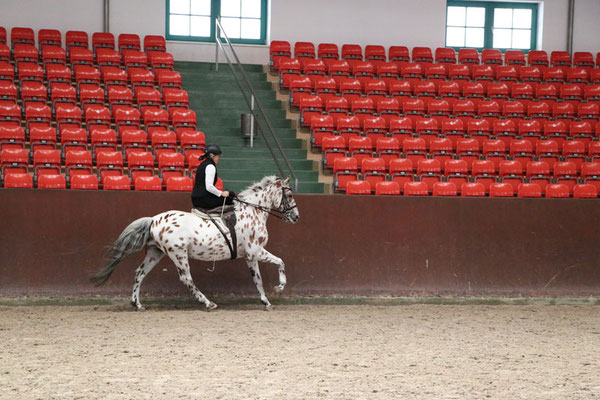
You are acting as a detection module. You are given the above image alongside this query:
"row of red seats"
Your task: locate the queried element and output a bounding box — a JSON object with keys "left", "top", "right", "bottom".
{"left": 0, "top": 146, "right": 209, "bottom": 187}
{"left": 0, "top": 27, "right": 167, "bottom": 53}
{"left": 2, "top": 173, "right": 195, "bottom": 191}
{"left": 280, "top": 59, "right": 600, "bottom": 89}
{"left": 0, "top": 45, "right": 173, "bottom": 71}
{"left": 289, "top": 78, "right": 600, "bottom": 109}
{"left": 270, "top": 41, "right": 599, "bottom": 71}
{"left": 333, "top": 156, "right": 599, "bottom": 193}
{"left": 0, "top": 62, "right": 181, "bottom": 88}
{"left": 0, "top": 127, "right": 206, "bottom": 164}
{"left": 0, "top": 102, "right": 197, "bottom": 138}
{"left": 300, "top": 96, "right": 600, "bottom": 127}
{"left": 321, "top": 136, "right": 598, "bottom": 168}
{"left": 346, "top": 180, "right": 598, "bottom": 198}
{"left": 0, "top": 124, "right": 206, "bottom": 156}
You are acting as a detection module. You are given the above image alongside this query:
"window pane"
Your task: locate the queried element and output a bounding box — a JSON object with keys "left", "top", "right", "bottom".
{"left": 190, "top": 0, "right": 210, "bottom": 16}
{"left": 512, "top": 29, "right": 531, "bottom": 49}
{"left": 170, "top": 0, "right": 190, "bottom": 14}
{"left": 446, "top": 27, "right": 465, "bottom": 47}
{"left": 513, "top": 9, "right": 532, "bottom": 29}
{"left": 493, "top": 28, "right": 512, "bottom": 48}
{"left": 466, "top": 27, "right": 484, "bottom": 47}
{"left": 221, "top": 0, "right": 241, "bottom": 17}
{"left": 221, "top": 17, "right": 241, "bottom": 38}
{"left": 494, "top": 8, "right": 513, "bottom": 28}
{"left": 241, "top": 18, "right": 261, "bottom": 39}
{"left": 447, "top": 6, "right": 466, "bottom": 26}
{"left": 170, "top": 15, "right": 190, "bottom": 36}
{"left": 466, "top": 7, "right": 485, "bottom": 27}
{"left": 190, "top": 15, "right": 211, "bottom": 36}
{"left": 241, "top": 0, "right": 261, "bottom": 18}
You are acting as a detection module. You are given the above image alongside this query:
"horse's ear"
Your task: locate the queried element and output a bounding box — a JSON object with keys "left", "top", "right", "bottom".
{"left": 284, "top": 177, "right": 290, "bottom": 185}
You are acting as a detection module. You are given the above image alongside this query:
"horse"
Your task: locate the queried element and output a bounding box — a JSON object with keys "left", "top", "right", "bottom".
{"left": 91, "top": 176, "right": 299, "bottom": 311}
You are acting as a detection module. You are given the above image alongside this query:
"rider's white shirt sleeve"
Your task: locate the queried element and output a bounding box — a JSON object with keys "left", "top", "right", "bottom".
{"left": 205, "top": 164, "right": 223, "bottom": 197}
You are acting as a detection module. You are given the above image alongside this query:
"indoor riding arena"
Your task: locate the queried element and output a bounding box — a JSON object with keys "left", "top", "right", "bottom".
{"left": 1, "top": 1, "right": 600, "bottom": 399}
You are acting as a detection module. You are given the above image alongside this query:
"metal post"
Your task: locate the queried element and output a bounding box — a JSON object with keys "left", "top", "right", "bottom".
{"left": 103, "top": 0, "right": 110, "bottom": 33}
{"left": 250, "top": 95, "right": 255, "bottom": 148}
{"left": 215, "top": 22, "right": 220, "bottom": 72}
{"left": 566, "top": 0, "right": 575, "bottom": 54}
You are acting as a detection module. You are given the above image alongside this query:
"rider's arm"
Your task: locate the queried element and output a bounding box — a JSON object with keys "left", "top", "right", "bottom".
{"left": 204, "top": 164, "right": 223, "bottom": 197}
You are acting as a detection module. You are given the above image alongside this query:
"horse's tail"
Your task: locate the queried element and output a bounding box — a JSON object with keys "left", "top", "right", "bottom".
{"left": 91, "top": 217, "right": 153, "bottom": 286}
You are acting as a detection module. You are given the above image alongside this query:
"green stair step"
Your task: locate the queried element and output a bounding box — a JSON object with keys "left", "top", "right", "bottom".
{"left": 189, "top": 98, "right": 282, "bottom": 109}
{"left": 205, "top": 136, "right": 303, "bottom": 148}
{"left": 195, "top": 117, "right": 292, "bottom": 129}
{"left": 223, "top": 180, "right": 325, "bottom": 194}
{"left": 208, "top": 127, "right": 297, "bottom": 137}
{"left": 216, "top": 146, "right": 308, "bottom": 159}
{"left": 218, "top": 158, "right": 314, "bottom": 170}
{"left": 175, "top": 61, "right": 265, "bottom": 73}
{"left": 219, "top": 169, "right": 319, "bottom": 181}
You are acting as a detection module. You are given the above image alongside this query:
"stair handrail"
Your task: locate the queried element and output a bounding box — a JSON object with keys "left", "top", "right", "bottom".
{"left": 214, "top": 18, "right": 299, "bottom": 192}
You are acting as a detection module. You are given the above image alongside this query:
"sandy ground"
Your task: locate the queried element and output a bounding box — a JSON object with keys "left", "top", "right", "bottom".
{"left": 0, "top": 303, "right": 599, "bottom": 400}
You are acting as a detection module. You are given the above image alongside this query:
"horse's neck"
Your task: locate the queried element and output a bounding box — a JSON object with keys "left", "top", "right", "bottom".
{"left": 238, "top": 186, "right": 276, "bottom": 223}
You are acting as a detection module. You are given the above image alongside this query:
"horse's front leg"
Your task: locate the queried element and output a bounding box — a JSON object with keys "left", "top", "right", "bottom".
{"left": 254, "top": 248, "right": 286, "bottom": 293}
{"left": 246, "top": 259, "right": 271, "bottom": 311}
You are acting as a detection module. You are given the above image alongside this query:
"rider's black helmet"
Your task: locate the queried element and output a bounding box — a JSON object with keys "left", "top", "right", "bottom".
{"left": 205, "top": 144, "right": 222, "bottom": 156}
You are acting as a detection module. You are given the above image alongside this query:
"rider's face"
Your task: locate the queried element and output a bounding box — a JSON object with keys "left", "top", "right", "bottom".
{"left": 212, "top": 154, "right": 221, "bottom": 164}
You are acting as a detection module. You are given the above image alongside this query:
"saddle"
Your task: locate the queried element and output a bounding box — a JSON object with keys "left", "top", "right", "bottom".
{"left": 191, "top": 206, "right": 237, "bottom": 259}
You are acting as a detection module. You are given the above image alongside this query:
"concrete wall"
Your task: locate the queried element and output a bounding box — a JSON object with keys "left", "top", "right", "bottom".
{"left": 1, "top": 190, "right": 599, "bottom": 298}
{"left": 0, "top": 0, "right": 598, "bottom": 64}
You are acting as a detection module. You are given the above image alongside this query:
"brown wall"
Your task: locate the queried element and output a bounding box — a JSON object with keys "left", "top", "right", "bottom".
{"left": 1, "top": 189, "right": 599, "bottom": 298}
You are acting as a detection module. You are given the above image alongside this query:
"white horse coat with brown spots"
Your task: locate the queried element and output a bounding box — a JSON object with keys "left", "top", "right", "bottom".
{"left": 91, "top": 176, "right": 299, "bottom": 311}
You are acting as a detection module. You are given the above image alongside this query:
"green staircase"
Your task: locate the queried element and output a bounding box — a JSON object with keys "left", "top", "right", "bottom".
{"left": 177, "top": 61, "right": 324, "bottom": 193}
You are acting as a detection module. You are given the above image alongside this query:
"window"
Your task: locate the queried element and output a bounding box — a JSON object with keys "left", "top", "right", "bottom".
{"left": 446, "top": 1, "right": 538, "bottom": 52}
{"left": 166, "top": 0, "right": 267, "bottom": 44}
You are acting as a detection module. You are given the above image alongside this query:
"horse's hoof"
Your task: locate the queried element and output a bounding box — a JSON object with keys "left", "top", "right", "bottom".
{"left": 273, "top": 285, "right": 284, "bottom": 294}
{"left": 206, "top": 302, "right": 218, "bottom": 312}
{"left": 264, "top": 304, "right": 272, "bottom": 311}
{"left": 135, "top": 306, "right": 146, "bottom": 312}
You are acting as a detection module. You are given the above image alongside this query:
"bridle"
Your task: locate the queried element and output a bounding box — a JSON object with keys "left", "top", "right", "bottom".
{"left": 233, "top": 186, "right": 298, "bottom": 222}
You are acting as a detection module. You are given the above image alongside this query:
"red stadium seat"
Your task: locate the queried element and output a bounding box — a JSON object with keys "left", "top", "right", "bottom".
{"left": 103, "top": 175, "right": 131, "bottom": 190}
{"left": 70, "top": 174, "right": 99, "bottom": 190}
{"left": 461, "top": 182, "right": 485, "bottom": 197}
{"left": 158, "top": 152, "right": 184, "bottom": 185}
{"left": 165, "top": 176, "right": 192, "bottom": 192}
{"left": 346, "top": 180, "right": 371, "bottom": 195}
{"left": 375, "top": 181, "right": 400, "bottom": 195}
{"left": 489, "top": 183, "right": 514, "bottom": 197}
{"left": 573, "top": 184, "right": 598, "bottom": 199}
{"left": 3, "top": 173, "right": 33, "bottom": 188}
{"left": 333, "top": 157, "right": 359, "bottom": 192}
{"left": 389, "top": 158, "right": 414, "bottom": 190}
{"left": 92, "top": 32, "right": 115, "bottom": 51}
{"left": 66, "top": 31, "right": 89, "bottom": 50}
{"left": 362, "top": 157, "right": 386, "bottom": 188}
{"left": 128, "top": 151, "right": 155, "bottom": 183}
{"left": 70, "top": 47, "right": 95, "bottom": 66}
{"left": 545, "top": 184, "right": 570, "bottom": 198}
{"left": 432, "top": 182, "right": 457, "bottom": 196}
{"left": 517, "top": 183, "right": 542, "bottom": 198}
{"left": 404, "top": 181, "right": 429, "bottom": 196}
{"left": 118, "top": 33, "right": 141, "bottom": 51}
{"left": 134, "top": 176, "right": 162, "bottom": 191}
{"left": 37, "top": 174, "right": 66, "bottom": 189}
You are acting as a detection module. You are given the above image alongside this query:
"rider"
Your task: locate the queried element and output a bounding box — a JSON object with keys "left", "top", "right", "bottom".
{"left": 192, "top": 144, "right": 235, "bottom": 210}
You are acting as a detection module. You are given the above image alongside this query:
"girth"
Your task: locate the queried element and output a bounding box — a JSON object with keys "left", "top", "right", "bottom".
{"left": 191, "top": 206, "right": 237, "bottom": 259}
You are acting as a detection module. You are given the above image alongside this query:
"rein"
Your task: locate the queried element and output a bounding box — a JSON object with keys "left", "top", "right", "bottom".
{"left": 233, "top": 187, "right": 297, "bottom": 221}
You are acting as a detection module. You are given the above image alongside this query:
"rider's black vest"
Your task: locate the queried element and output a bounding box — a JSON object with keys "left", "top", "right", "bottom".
{"left": 191, "top": 157, "right": 219, "bottom": 208}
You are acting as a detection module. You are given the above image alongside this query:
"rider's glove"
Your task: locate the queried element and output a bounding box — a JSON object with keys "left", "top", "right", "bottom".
{"left": 228, "top": 191, "right": 236, "bottom": 199}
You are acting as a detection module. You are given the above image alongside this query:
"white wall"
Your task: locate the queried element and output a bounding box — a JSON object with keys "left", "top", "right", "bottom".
{"left": 0, "top": 0, "right": 598, "bottom": 64}
{"left": 0, "top": 0, "right": 103, "bottom": 38}
{"left": 572, "top": 0, "right": 600, "bottom": 53}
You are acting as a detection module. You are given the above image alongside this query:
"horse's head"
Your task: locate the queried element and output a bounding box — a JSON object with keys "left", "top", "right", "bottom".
{"left": 274, "top": 177, "right": 299, "bottom": 223}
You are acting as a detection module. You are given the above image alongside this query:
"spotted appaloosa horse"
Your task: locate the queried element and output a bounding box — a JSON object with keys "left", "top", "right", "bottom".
{"left": 91, "top": 176, "right": 299, "bottom": 311}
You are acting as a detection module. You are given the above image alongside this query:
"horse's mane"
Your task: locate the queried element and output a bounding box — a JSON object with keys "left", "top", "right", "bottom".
{"left": 238, "top": 175, "right": 281, "bottom": 199}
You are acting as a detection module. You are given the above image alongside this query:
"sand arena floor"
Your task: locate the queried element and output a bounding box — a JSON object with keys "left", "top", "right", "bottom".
{"left": 0, "top": 302, "right": 599, "bottom": 400}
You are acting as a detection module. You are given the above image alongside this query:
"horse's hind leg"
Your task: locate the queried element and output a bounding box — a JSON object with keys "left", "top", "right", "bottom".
{"left": 131, "top": 246, "right": 164, "bottom": 311}
{"left": 168, "top": 251, "right": 217, "bottom": 312}
{"left": 246, "top": 259, "right": 271, "bottom": 311}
